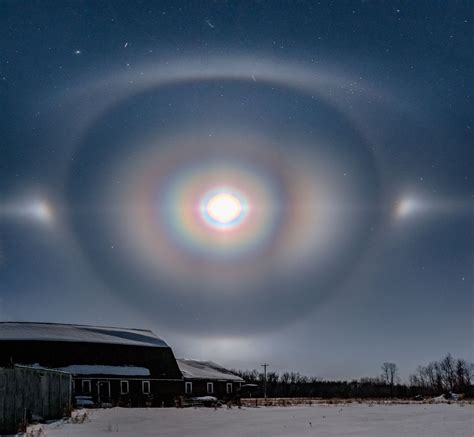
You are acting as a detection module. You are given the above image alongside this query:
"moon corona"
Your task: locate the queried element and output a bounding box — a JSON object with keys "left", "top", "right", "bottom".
{"left": 64, "top": 56, "right": 381, "bottom": 331}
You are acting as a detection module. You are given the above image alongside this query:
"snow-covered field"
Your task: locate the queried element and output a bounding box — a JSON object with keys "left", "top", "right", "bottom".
{"left": 37, "top": 403, "right": 473, "bottom": 437}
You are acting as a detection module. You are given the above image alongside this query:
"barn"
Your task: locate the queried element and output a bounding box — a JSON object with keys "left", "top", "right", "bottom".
{"left": 177, "top": 359, "right": 244, "bottom": 400}
{"left": 0, "top": 322, "right": 183, "bottom": 407}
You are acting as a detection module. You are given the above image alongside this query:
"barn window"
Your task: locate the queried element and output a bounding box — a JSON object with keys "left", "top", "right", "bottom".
{"left": 120, "top": 380, "right": 129, "bottom": 395}
{"left": 82, "top": 380, "right": 91, "bottom": 394}
{"left": 142, "top": 380, "right": 151, "bottom": 394}
{"left": 207, "top": 382, "right": 214, "bottom": 394}
{"left": 226, "top": 383, "right": 233, "bottom": 394}
{"left": 185, "top": 381, "right": 192, "bottom": 394}
{"left": 71, "top": 379, "right": 75, "bottom": 393}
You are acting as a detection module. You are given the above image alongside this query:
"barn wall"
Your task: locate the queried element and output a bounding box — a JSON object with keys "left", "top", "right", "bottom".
{"left": 73, "top": 377, "right": 182, "bottom": 407}
{"left": 185, "top": 380, "right": 241, "bottom": 399}
{"left": 0, "top": 366, "right": 71, "bottom": 435}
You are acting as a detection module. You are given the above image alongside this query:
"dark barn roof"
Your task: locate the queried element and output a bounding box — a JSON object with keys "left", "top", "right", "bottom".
{"left": 0, "top": 322, "right": 169, "bottom": 348}
{"left": 0, "top": 322, "right": 182, "bottom": 385}
{"left": 177, "top": 359, "right": 244, "bottom": 382}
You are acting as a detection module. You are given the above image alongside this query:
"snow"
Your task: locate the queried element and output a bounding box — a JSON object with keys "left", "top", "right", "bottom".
{"left": 37, "top": 403, "right": 473, "bottom": 437}
{"left": 57, "top": 365, "right": 150, "bottom": 376}
{"left": 177, "top": 359, "right": 244, "bottom": 381}
{"left": 0, "top": 322, "right": 168, "bottom": 348}
{"left": 192, "top": 396, "right": 218, "bottom": 402}
{"left": 17, "top": 363, "right": 71, "bottom": 374}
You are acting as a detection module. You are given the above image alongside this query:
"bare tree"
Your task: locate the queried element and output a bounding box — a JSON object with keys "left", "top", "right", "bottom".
{"left": 440, "top": 354, "right": 457, "bottom": 392}
{"left": 381, "top": 362, "right": 399, "bottom": 398}
{"left": 455, "top": 359, "right": 470, "bottom": 391}
{"left": 409, "top": 354, "right": 474, "bottom": 395}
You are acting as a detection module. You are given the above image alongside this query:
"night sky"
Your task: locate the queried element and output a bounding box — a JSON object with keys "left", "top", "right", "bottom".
{"left": 0, "top": 1, "right": 472, "bottom": 380}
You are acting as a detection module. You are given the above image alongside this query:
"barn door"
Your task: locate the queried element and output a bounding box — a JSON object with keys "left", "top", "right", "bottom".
{"left": 97, "top": 381, "right": 111, "bottom": 405}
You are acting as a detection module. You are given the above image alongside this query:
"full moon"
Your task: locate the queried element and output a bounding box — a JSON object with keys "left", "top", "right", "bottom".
{"left": 206, "top": 192, "right": 242, "bottom": 224}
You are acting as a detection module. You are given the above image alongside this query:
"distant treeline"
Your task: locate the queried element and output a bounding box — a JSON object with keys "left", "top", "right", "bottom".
{"left": 232, "top": 354, "right": 473, "bottom": 399}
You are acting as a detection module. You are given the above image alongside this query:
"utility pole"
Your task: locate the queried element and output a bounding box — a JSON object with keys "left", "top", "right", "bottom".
{"left": 261, "top": 363, "right": 269, "bottom": 404}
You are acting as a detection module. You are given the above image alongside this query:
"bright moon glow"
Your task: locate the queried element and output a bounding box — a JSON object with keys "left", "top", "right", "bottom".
{"left": 206, "top": 192, "right": 242, "bottom": 224}
{"left": 29, "top": 200, "right": 54, "bottom": 223}
{"left": 396, "top": 196, "right": 424, "bottom": 219}
{"left": 0, "top": 198, "right": 54, "bottom": 225}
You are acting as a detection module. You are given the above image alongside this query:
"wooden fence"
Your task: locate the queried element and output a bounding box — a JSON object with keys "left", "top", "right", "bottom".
{"left": 0, "top": 365, "right": 71, "bottom": 434}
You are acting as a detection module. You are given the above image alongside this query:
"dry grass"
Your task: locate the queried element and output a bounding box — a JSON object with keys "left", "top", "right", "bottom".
{"left": 69, "top": 409, "right": 90, "bottom": 424}
{"left": 240, "top": 397, "right": 474, "bottom": 407}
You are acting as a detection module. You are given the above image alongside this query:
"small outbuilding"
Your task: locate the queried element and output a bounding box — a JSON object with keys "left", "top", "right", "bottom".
{"left": 177, "top": 359, "right": 244, "bottom": 400}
